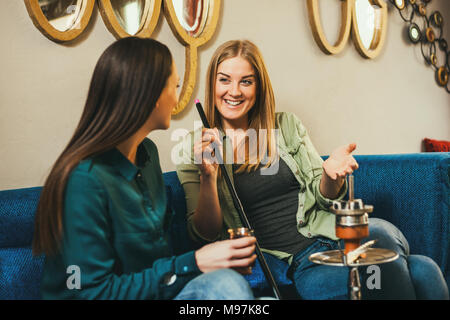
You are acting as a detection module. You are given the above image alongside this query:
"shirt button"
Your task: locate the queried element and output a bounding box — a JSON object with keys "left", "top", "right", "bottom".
{"left": 183, "top": 266, "right": 188, "bottom": 272}
{"left": 307, "top": 232, "right": 312, "bottom": 237}
{"left": 299, "top": 220, "right": 304, "bottom": 225}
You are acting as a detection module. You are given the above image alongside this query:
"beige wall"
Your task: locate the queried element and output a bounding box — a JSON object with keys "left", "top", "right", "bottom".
{"left": 1, "top": 0, "right": 449, "bottom": 190}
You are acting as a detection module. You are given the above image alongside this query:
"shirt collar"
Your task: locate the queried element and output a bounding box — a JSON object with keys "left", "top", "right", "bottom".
{"left": 95, "top": 141, "right": 151, "bottom": 181}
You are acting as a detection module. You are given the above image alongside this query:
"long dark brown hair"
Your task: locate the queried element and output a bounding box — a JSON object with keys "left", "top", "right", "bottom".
{"left": 33, "top": 37, "right": 173, "bottom": 256}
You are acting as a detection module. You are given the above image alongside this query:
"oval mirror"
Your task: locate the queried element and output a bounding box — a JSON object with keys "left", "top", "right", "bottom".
{"left": 111, "top": 0, "right": 147, "bottom": 35}
{"left": 38, "top": 0, "right": 82, "bottom": 31}
{"left": 98, "top": 0, "right": 161, "bottom": 39}
{"left": 394, "top": 0, "right": 405, "bottom": 10}
{"left": 351, "top": 0, "right": 388, "bottom": 59}
{"left": 306, "top": 0, "right": 353, "bottom": 55}
{"left": 172, "top": 0, "right": 209, "bottom": 38}
{"left": 24, "top": 0, "right": 95, "bottom": 42}
{"left": 354, "top": 0, "right": 376, "bottom": 50}
{"left": 163, "top": 0, "right": 221, "bottom": 115}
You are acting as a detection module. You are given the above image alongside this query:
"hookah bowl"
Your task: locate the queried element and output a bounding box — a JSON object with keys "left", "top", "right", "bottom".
{"left": 309, "top": 174, "right": 399, "bottom": 300}
{"left": 332, "top": 175, "right": 372, "bottom": 254}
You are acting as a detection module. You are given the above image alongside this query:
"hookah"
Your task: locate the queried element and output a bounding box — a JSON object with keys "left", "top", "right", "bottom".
{"left": 309, "top": 174, "right": 399, "bottom": 300}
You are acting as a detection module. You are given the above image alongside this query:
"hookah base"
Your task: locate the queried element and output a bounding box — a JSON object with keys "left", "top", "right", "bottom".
{"left": 309, "top": 248, "right": 398, "bottom": 267}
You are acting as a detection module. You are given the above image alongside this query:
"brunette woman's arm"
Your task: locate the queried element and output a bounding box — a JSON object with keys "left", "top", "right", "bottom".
{"left": 41, "top": 170, "right": 201, "bottom": 300}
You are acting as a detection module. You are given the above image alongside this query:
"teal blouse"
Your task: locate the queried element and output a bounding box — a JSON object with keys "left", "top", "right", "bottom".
{"left": 41, "top": 138, "right": 201, "bottom": 299}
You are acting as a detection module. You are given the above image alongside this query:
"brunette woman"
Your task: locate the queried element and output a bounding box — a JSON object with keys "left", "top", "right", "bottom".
{"left": 33, "top": 37, "right": 257, "bottom": 300}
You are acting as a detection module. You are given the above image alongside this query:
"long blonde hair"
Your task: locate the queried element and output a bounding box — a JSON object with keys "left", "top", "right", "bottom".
{"left": 204, "top": 40, "right": 277, "bottom": 173}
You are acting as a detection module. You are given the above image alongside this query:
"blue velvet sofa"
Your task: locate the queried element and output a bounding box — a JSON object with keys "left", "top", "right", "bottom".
{"left": 0, "top": 153, "right": 449, "bottom": 299}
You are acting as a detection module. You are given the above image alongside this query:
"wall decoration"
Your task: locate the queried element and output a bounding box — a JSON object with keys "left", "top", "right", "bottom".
{"left": 307, "top": 0, "right": 388, "bottom": 59}
{"left": 389, "top": 0, "right": 449, "bottom": 93}
{"left": 24, "top": 0, "right": 222, "bottom": 115}
{"left": 24, "top": 0, "right": 96, "bottom": 42}
{"left": 98, "top": 0, "right": 161, "bottom": 39}
{"left": 163, "top": 0, "right": 221, "bottom": 115}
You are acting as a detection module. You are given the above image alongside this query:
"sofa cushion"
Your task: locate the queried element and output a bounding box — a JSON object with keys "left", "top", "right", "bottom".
{"left": 0, "top": 187, "right": 41, "bottom": 248}
{"left": 163, "top": 171, "right": 199, "bottom": 254}
{"left": 424, "top": 138, "right": 450, "bottom": 152}
{"left": 0, "top": 247, "right": 44, "bottom": 299}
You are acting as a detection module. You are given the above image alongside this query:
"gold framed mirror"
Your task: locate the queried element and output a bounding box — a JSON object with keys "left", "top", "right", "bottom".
{"left": 163, "top": 0, "right": 221, "bottom": 115}
{"left": 307, "top": 0, "right": 387, "bottom": 59}
{"left": 98, "top": 0, "right": 162, "bottom": 39}
{"left": 307, "top": 0, "right": 353, "bottom": 55}
{"left": 351, "top": 0, "right": 388, "bottom": 59}
{"left": 24, "top": 0, "right": 95, "bottom": 42}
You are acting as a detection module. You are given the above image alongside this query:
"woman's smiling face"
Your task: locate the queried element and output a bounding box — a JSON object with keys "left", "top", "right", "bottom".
{"left": 215, "top": 56, "right": 257, "bottom": 130}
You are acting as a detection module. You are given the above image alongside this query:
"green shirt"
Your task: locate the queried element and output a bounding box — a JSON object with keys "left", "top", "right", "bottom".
{"left": 41, "top": 138, "right": 201, "bottom": 299}
{"left": 176, "top": 112, "right": 347, "bottom": 263}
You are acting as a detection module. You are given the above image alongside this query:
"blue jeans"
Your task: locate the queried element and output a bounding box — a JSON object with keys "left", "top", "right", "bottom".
{"left": 174, "top": 269, "right": 255, "bottom": 300}
{"left": 288, "top": 218, "right": 449, "bottom": 300}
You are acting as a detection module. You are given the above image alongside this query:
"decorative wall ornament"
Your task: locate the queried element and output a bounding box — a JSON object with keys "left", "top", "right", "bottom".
{"left": 163, "top": 0, "right": 221, "bottom": 115}
{"left": 24, "top": 0, "right": 96, "bottom": 43}
{"left": 389, "top": 0, "right": 449, "bottom": 93}
{"left": 98, "top": 0, "right": 162, "bottom": 39}
{"left": 24, "top": 0, "right": 222, "bottom": 115}
{"left": 307, "top": 0, "right": 388, "bottom": 59}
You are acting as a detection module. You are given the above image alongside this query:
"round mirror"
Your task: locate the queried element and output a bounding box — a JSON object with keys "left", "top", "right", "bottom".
{"left": 98, "top": 0, "right": 161, "bottom": 39}
{"left": 163, "top": 0, "right": 221, "bottom": 115}
{"left": 306, "top": 0, "right": 353, "bottom": 55}
{"left": 308, "top": 0, "right": 388, "bottom": 59}
{"left": 38, "top": 0, "right": 83, "bottom": 32}
{"left": 110, "top": 0, "right": 147, "bottom": 35}
{"left": 172, "top": 0, "right": 209, "bottom": 38}
{"left": 24, "top": 0, "right": 95, "bottom": 42}
{"left": 394, "top": 0, "right": 405, "bottom": 10}
{"left": 408, "top": 23, "right": 421, "bottom": 43}
{"left": 354, "top": 0, "right": 376, "bottom": 50}
{"left": 351, "top": 0, "right": 388, "bottom": 59}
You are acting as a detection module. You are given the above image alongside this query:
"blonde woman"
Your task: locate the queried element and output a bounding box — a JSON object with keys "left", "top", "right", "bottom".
{"left": 176, "top": 40, "right": 448, "bottom": 300}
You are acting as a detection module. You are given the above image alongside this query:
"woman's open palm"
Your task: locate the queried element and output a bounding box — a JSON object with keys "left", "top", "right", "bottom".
{"left": 323, "top": 143, "right": 359, "bottom": 180}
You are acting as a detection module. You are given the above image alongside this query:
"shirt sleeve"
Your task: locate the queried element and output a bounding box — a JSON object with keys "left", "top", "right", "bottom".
{"left": 292, "top": 113, "right": 348, "bottom": 210}
{"left": 175, "top": 131, "right": 216, "bottom": 244}
{"left": 51, "top": 169, "right": 201, "bottom": 300}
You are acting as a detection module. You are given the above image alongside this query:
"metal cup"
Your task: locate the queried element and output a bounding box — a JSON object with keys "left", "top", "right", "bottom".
{"left": 228, "top": 227, "right": 254, "bottom": 239}
{"left": 227, "top": 228, "right": 255, "bottom": 275}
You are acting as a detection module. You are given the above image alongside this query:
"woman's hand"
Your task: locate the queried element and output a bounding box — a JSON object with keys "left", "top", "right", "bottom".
{"left": 195, "top": 237, "right": 257, "bottom": 274}
{"left": 194, "top": 128, "right": 222, "bottom": 179}
{"left": 323, "top": 143, "right": 359, "bottom": 180}
{"left": 320, "top": 143, "right": 359, "bottom": 199}
{"left": 192, "top": 128, "right": 224, "bottom": 240}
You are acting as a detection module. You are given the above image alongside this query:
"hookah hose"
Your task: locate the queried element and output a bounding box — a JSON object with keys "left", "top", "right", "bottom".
{"left": 194, "top": 100, "right": 282, "bottom": 299}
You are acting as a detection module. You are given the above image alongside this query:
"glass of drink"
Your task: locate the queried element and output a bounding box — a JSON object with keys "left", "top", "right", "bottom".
{"left": 227, "top": 228, "right": 255, "bottom": 275}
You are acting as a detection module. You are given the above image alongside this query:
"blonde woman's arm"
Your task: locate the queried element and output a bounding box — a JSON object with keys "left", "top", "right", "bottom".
{"left": 176, "top": 128, "right": 223, "bottom": 242}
